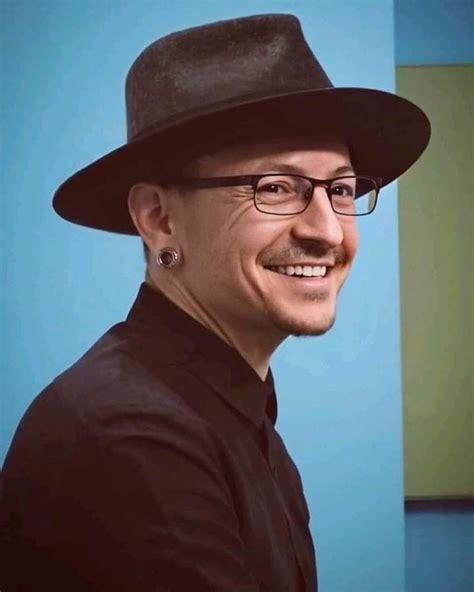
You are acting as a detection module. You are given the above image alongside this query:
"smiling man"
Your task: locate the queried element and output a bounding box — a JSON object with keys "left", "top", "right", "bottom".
{"left": 0, "top": 14, "right": 430, "bottom": 592}
{"left": 129, "top": 137, "right": 360, "bottom": 380}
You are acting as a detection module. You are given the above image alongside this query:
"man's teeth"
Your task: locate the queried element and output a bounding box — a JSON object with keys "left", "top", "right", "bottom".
{"left": 271, "top": 265, "right": 327, "bottom": 277}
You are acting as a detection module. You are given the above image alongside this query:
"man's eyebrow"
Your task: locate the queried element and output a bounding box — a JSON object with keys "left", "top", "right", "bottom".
{"left": 332, "top": 164, "right": 355, "bottom": 176}
{"left": 257, "top": 162, "right": 355, "bottom": 176}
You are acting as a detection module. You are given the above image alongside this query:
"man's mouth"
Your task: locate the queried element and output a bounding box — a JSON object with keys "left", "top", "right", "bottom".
{"left": 266, "top": 264, "right": 328, "bottom": 278}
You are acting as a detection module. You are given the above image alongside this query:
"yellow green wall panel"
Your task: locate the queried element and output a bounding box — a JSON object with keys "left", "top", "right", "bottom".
{"left": 397, "top": 65, "right": 473, "bottom": 498}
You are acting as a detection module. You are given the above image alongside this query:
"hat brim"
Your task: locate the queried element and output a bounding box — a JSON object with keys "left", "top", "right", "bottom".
{"left": 53, "top": 87, "right": 430, "bottom": 234}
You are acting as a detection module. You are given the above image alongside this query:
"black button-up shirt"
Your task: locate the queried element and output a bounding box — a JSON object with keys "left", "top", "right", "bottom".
{"left": 1, "top": 283, "right": 317, "bottom": 591}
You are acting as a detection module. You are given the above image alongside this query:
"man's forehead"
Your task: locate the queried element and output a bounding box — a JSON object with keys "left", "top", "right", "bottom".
{"left": 193, "top": 135, "right": 352, "bottom": 175}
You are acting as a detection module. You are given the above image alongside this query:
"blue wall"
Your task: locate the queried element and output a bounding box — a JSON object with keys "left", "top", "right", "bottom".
{"left": 405, "top": 505, "right": 474, "bottom": 592}
{"left": 395, "top": 0, "right": 474, "bottom": 66}
{"left": 1, "top": 2, "right": 404, "bottom": 590}
{"left": 394, "top": 1, "right": 474, "bottom": 591}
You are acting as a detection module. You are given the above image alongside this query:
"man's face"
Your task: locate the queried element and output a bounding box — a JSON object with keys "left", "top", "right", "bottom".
{"left": 171, "top": 136, "right": 359, "bottom": 341}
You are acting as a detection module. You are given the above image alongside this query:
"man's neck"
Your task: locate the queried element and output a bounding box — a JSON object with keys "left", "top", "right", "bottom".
{"left": 145, "top": 278, "right": 283, "bottom": 381}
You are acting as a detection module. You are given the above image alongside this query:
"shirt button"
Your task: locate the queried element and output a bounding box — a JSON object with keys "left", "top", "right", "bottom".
{"left": 272, "top": 465, "right": 278, "bottom": 479}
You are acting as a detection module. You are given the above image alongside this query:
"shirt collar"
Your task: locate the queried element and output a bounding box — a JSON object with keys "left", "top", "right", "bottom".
{"left": 125, "top": 283, "right": 278, "bottom": 427}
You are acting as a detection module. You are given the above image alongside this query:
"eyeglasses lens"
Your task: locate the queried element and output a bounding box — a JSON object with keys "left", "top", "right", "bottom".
{"left": 255, "top": 175, "right": 377, "bottom": 216}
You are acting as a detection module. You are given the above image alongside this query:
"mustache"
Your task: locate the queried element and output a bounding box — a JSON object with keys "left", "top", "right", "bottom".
{"left": 262, "top": 243, "right": 347, "bottom": 266}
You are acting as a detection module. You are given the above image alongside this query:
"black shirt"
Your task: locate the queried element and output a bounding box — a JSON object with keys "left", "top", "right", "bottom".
{"left": 1, "top": 283, "right": 317, "bottom": 591}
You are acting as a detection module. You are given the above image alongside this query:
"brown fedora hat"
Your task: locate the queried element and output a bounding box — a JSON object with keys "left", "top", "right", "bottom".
{"left": 53, "top": 14, "right": 430, "bottom": 235}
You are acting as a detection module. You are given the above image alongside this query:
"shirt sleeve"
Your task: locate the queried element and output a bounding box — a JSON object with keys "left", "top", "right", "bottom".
{"left": 1, "top": 386, "right": 261, "bottom": 592}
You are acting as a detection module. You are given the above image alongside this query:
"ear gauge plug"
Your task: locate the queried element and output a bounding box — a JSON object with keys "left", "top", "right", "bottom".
{"left": 156, "top": 247, "right": 180, "bottom": 269}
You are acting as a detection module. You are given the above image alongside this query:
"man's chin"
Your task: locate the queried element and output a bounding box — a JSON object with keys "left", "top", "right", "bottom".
{"left": 270, "top": 309, "right": 336, "bottom": 337}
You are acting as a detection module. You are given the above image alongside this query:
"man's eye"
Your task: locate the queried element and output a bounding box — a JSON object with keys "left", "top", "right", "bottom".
{"left": 331, "top": 184, "right": 354, "bottom": 198}
{"left": 259, "top": 183, "right": 287, "bottom": 193}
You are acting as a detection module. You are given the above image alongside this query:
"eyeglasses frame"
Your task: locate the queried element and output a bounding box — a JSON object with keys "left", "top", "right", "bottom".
{"left": 171, "top": 173, "right": 382, "bottom": 217}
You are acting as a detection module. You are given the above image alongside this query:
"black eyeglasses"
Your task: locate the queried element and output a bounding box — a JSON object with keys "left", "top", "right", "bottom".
{"left": 173, "top": 174, "right": 382, "bottom": 216}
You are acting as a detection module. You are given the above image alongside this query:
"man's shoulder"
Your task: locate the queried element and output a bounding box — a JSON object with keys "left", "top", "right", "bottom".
{"left": 3, "top": 322, "right": 217, "bottom": 478}
{"left": 50, "top": 321, "right": 196, "bottom": 423}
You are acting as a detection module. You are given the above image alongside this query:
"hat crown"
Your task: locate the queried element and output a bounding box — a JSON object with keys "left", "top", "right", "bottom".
{"left": 125, "top": 14, "right": 332, "bottom": 141}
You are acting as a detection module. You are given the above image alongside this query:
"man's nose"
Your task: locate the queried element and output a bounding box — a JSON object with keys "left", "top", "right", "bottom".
{"left": 290, "top": 186, "right": 344, "bottom": 247}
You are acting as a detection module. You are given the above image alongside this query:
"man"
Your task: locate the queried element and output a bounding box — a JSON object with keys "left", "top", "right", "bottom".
{"left": 0, "top": 14, "right": 429, "bottom": 592}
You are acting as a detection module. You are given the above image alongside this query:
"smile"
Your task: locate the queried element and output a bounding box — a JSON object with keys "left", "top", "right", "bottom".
{"left": 267, "top": 265, "right": 328, "bottom": 278}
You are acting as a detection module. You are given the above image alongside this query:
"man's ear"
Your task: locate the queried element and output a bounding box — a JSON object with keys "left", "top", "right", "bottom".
{"left": 127, "top": 183, "right": 174, "bottom": 252}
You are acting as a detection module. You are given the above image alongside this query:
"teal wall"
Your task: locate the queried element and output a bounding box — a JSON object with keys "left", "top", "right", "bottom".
{"left": 1, "top": 2, "right": 404, "bottom": 590}
{"left": 394, "top": 1, "right": 474, "bottom": 591}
